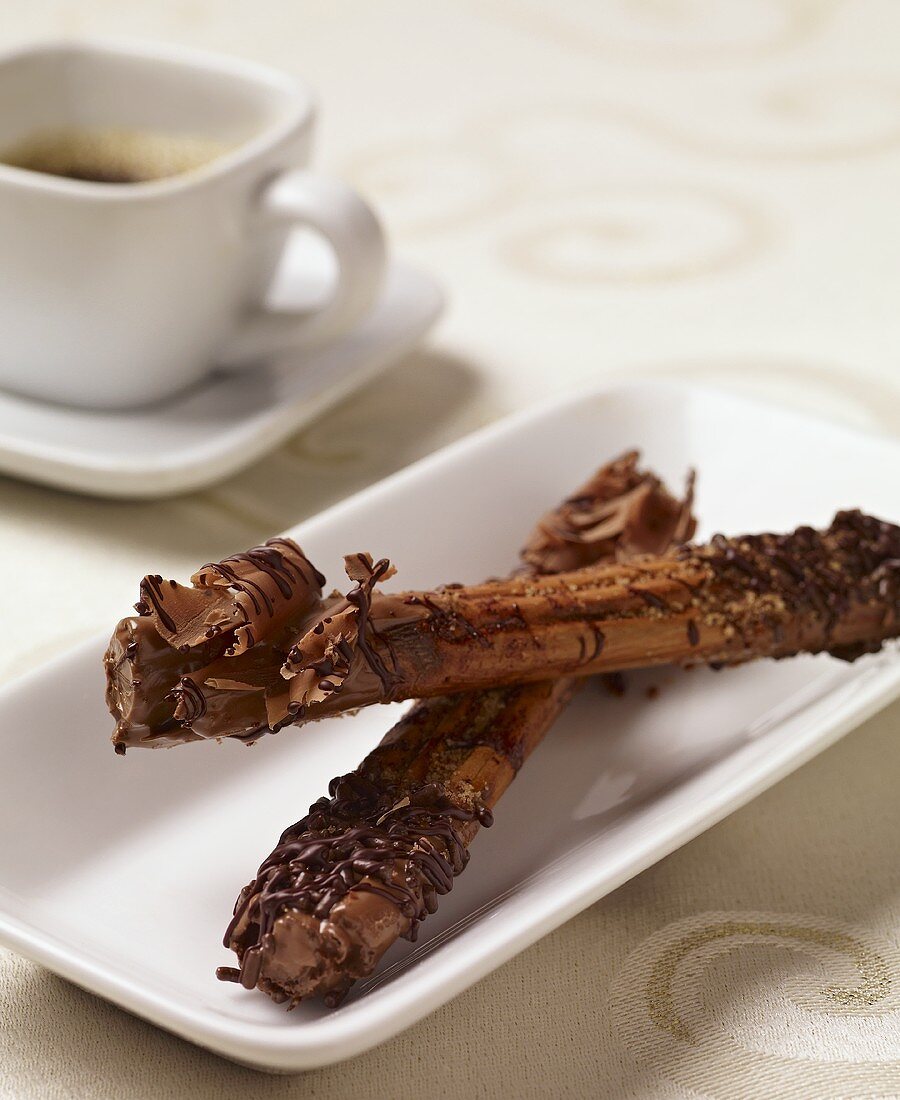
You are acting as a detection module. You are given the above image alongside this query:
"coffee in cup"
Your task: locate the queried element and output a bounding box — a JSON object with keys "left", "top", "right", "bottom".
{"left": 0, "top": 126, "right": 231, "bottom": 184}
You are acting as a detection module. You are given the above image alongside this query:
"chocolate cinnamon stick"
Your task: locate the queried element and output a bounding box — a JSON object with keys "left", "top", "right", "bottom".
{"left": 107, "top": 508, "right": 899, "bottom": 751}
{"left": 217, "top": 453, "right": 695, "bottom": 1004}
{"left": 237, "top": 510, "right": 900, "bottom": 729}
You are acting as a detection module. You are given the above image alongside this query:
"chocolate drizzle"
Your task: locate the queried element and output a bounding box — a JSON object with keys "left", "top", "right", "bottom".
{"left": 628, "top": 585, "right": 668, "bottom": 611}
{"left": 280, "top": 553, "right": 402, "bottom": 710}
{"left": 681, "top": 509, "right": 900, "bottom": 655}
{"left": 220, "top": 773, "right": 491, "bottom": 996}
{"left": 134, "top": 575, "right": 176, "bottom": 631}
{"left": 344, "top": 556, "right": 401, "bottom": 694}
{"left": 586, "top": 624, "right": 606, "bottom": 662}
{"left": 195, "top": 542, "right": 324, "bottom": 642}
{"left": 203, "top": 540, "right": 325, "bottom": 599}
{"left": 169, "top": 676, "right": 206, "bottom": 726}
{"left": 134, "top": 537, "right": 325, "bottom": 658}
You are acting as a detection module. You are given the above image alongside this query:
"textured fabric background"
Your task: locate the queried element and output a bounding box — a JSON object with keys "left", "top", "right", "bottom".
{"left": 0, "top": 2, "right": 898, "bottom": 1097}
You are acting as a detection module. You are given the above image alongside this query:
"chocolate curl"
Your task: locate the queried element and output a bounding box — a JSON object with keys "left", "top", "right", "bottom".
{"left": 522, "top": 452, "right": 696, "bottom": 572}
{"left": 279, "top": 554, "right": 398, "bottom": 715}
{"left": 171, "top": 646, "right": 288, "bottom": 738}
{"left": 107, "top": 538, "right": 327, "bottom": 751}
{"left": 135, "top": 538, "right": 325, "bottom": 655}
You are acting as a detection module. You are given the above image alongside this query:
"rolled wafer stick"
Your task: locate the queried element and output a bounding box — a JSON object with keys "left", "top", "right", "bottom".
{"left": 217, "top": 452, "right": 696, "bottom": 1004}
{"left": 107, "top": 506, "right": 899, "bottom": 750}
{"left": 266, "top": 509, "right": 900, "bottom": 725}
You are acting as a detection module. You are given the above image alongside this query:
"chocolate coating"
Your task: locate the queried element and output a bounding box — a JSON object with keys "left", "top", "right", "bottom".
{"left": 106, "top": 538, "right": 325, "bottom": 752}
{"left": 135, "top": 537, "right": 324, "bottom": 656}
{"left": 220, "top": 774, "right": 491, "bottom": 1003}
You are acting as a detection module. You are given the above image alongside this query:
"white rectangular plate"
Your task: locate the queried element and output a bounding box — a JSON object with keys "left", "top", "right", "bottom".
{"left": 0, "top": 382, "right": 897, "bottom": 1071}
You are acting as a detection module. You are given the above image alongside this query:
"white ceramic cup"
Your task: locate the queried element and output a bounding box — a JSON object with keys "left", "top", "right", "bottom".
{"left": 0, "top": 39, "right": 387, "bottom": 408}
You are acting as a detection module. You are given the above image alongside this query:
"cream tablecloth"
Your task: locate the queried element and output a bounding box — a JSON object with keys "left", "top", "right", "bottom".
{"left": 1, "top": 3, "right": 899, "bottom": 1097}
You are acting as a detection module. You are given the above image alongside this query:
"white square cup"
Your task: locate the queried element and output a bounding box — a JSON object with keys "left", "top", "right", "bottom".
{"left": 0, "top": 39, "right": 386, "bottom": 408}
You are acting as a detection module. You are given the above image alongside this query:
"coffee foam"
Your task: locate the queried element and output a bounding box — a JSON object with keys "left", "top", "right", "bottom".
{"left": 0, "top": 127, "right": 231, "bottom": 184}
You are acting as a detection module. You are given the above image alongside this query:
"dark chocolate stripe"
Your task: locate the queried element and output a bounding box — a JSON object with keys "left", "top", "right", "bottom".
{"left": 135, "top": 575, "right": 177, "bottom": 632}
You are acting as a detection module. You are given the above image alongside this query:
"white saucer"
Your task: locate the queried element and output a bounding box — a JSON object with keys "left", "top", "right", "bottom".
{"left": 0, "top": 259, "right": 443, "bottom": 499}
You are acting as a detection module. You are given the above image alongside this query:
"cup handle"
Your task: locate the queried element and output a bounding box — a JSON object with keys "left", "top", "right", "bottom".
{"left": 218, "top": 170, "right": 387, "bottom": 367}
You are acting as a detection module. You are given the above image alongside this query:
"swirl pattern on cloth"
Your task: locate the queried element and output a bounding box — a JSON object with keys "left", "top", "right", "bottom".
{"left": 611, "top": 911, "right": 900, "bottom": 1099}
{"left": 496, "top": 186, "right": 769, "bottom": 284}
{"left": 472, "top": 0, "right": 832, "bottom": 65}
